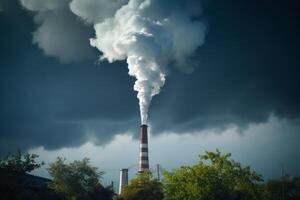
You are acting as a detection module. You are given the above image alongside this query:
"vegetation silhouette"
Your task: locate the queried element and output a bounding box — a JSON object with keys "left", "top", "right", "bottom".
{"left": 115, "top": 171, "right": 163, "bottom": 200}
{"left": 0, "top": 151, "right": 59, "bottom": 200}
{"left": 0, "top": 150, "right": 299, "bottom": 200}
{"left": 48, "top": 157, "right": 114, "bottom": 200}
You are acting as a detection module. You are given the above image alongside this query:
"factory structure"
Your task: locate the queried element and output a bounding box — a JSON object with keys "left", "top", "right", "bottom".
{"left": 118, "top": 168, "right": 129, "bottom": 194}
{"left": 138, "top": 124, "right": 149, "bottom": 173}
{"left": 118, "top": 124, "right": 150, "bottom": 194}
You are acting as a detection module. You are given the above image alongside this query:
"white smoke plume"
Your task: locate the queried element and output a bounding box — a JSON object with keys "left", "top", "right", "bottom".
{"left": 71, "top": 0, "right": 206, "bottom": 124}
{"left": 21, "top": 0, "right": 206, "bottom": 124}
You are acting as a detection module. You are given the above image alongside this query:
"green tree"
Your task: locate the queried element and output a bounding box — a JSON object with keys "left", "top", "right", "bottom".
{"left": 115, "top": 171, "right": 163, "bottom": 200}
{"left": 0, "top": 151, "right": 43, "bottom": 174}
{"left": 48, "top": 157, "right": 113, "bottom": 200}
{"left": 0, "top": 151, "right": 45, "bottom": 200}
{"left": 163, "top": 150, "right": 268, "bottom": 200}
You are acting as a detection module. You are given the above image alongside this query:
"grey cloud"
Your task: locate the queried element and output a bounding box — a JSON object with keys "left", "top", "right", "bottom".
{"left": 149, "top": 0, "right": 300, "bottom": 134}
{"left": 20, "top": 0, "right": 96, "bottom": 63}
{"left": 20, "top": 0, "right": 67, "bottom": 11}
{"left": 69, "top": 0, "right": 126, "bottom": 24}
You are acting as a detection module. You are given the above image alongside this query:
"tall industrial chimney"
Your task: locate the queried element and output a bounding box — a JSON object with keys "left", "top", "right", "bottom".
{"left": 118, "top": 168, "right": 128, "bottom": 194}
{"left": 138, "top": 124, "right": 149, "bottom": 173}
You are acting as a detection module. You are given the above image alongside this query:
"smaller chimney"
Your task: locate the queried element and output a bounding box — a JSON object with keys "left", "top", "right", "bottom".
{"left": 118, "top": 168, "right": 128, "bottom": 194}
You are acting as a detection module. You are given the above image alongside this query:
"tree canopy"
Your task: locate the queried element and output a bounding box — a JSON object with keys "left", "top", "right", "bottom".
{"left": 48, "top": 157, "right": 113, "bottom": 200}
{"left": 0, "top": 151, "right": 44, "bottom": 174}
{"left": 0, "top": 151, "right": 48, "bottom": 200}
{"left": 1, "top": 150, "right": 299, "bottom": 200}
{"left": 115, "top": 171, "right": 163, "bottom": 200}
{"left": 163, "top": 150, "right": 268, "bottom": 200}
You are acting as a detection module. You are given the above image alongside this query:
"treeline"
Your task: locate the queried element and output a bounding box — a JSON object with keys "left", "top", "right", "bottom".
{"left": 0, "top": 152, "right": 113, "bottom": 200}
{"left": 0, "top": 150, "right": 299, "bottom": 200}
{"left": 117, "top": 150, "right": 300, "bottom": 200}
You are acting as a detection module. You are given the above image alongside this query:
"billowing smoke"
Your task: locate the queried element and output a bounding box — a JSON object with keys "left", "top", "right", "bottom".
{"left": 20, "top": 0, "right": 95, "bottom": 63}
{"left": 21, "top": 0, "right": 206, "bottom": 124}
{"left": 90, "top": 4, "right": 169, "bottom": 124}
{"left": 72, "top": 0, "right": 206, "bottom": 124}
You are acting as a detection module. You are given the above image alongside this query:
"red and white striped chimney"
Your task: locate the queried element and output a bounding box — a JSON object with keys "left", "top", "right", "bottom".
{"left": 138, "top": 124, "right": 149, "bottom": 173}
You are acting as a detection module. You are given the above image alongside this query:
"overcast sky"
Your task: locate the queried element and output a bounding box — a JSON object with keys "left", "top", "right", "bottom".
{"left": 0, "top": 0, "right": 300, "bottom": 189}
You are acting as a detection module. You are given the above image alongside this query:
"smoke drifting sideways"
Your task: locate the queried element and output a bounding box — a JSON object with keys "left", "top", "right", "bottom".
{"left": 72, "top": 0, "right": 206, "bottom": 124}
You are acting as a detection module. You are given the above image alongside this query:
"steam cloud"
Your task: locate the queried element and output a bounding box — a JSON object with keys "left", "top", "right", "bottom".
{"left": 73, "top": 0, "right": 206, "bottom": 124}
{"left": 21, "top": 0, "right": 206, "bottom": 124}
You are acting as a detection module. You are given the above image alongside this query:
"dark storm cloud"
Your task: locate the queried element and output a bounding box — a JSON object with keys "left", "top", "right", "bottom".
{"left": 149, "top": 0, "right": 300, "bottom": 133}
{"left": 0, "top": 0, "right": 299, "bottom": 153}
{"left": 0, "top": 0, "right": 138, "bottom": 153}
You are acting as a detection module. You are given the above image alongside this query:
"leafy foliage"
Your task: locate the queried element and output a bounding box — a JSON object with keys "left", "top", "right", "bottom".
{"left": 1, "top": 150, "right": 299, "bottom": 200}
{"left": 48, "top": 157, "right": 113, "bottom": 200}
{"left": 0, "top": 151, "right": 47, "bottom": 200}
{"left": 0, "top": 151, "right": 44, "bottom": 174}
{"left": 163, "top": 150, "right": 268, "bottom": 200}
{"left": 115, "top": 171, "right": 163, "bottom": 200}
